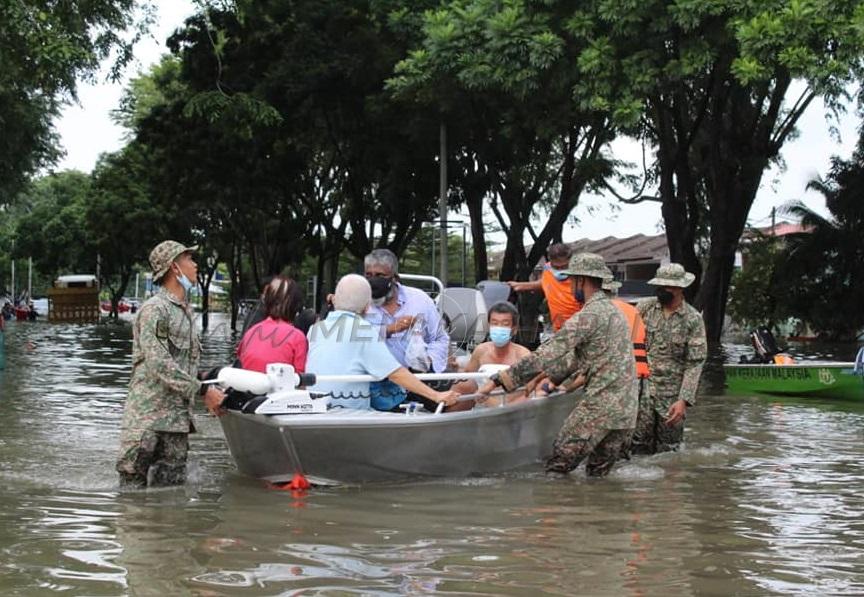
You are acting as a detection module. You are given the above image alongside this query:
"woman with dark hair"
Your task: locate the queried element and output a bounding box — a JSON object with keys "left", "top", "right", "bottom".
{"left": 237, "top": 276, "right": 308, "bottom": 373}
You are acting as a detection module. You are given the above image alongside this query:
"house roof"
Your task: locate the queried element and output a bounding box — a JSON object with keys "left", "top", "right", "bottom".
{"left": 488, "top": 233, "right": 669, "bottom": 271}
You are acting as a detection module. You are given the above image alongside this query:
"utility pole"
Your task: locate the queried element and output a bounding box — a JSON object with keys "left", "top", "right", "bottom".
{"left": 10, "top": 240, "right": 15, "bottom": 302}
{"left": 439, "top": 122, "right": 448, "bottom": 288}
{"left": 771, "top": 206, "right": 776, "bottom": 235}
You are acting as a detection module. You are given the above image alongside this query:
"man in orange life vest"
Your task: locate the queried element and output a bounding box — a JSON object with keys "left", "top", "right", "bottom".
{"left": 507, "top": 243, "right": 582, "bottom": 331}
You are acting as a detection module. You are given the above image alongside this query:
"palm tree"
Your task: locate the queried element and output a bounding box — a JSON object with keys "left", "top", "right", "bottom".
{"left": 777, "top": 146, "right": 864, "bottom": 341}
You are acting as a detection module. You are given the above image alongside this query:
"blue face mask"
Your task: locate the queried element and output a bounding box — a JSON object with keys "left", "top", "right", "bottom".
{"left": 489, "top": 326, "right": 512, "bottom": 348}
{"left": 175, "top": 267, "right": 195, "bottom": 295}
{"left": 551, "top": 269, "right": 569, "bottom": 282}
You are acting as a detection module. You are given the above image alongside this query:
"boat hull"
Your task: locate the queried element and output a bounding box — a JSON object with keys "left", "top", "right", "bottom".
{"left": 724, "top": 362, "right": 862, "bottom": 400}
{"left": 219, "top": 392, "right": 579, "bottom": 484}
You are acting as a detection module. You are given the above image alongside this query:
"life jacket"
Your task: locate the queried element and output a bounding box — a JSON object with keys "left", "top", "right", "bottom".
{"left": 540, "top": 266, "right": 582, "bottom": 331}
{"left": 613, "top": 299, "right": 650, "bottom": 379}
{"left": 773, "top": 354, "right": 794, "bottom": 365}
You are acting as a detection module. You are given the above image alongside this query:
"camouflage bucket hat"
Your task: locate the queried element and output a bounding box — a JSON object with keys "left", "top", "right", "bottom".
{"left": 561, "top": 252, "right": 613, "bottom": 280}
{"left": 647, "top": 263, "right": 695, "bottom": 288}
{"left": 602, "top": 277, "right": 622, "bottom": 292}
{"left": 149, "top": 240, "right": 198, "bottom": 281}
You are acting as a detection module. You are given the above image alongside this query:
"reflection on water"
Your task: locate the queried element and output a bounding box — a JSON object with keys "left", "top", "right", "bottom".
{"left": 0, "top": 318, "right": 863, "bottom": 595}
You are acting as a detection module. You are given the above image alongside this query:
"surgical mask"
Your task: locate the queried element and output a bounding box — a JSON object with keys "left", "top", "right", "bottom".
{"left": 368, "top": 276, "right": 394, "bottom": 303}
{"left": 551, "top": 269, "right": 569, "bottom": 282}
{"left": 489, "top": 326, "right": 512, "bottom": 347}
{"left": 175, "top": 266, "right": 195, "bottom": 295}
{"left": 656, "top": 288, "right": 674, "bottom": 306}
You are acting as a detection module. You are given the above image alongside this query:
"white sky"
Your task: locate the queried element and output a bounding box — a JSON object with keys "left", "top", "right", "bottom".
{"left": 55, "top": 1, "right": 860, "bottom": 242}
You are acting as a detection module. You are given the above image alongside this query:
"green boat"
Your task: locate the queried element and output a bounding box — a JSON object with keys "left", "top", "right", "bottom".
{"left": 724, "top": 362, "right": 864, "bottom": 400}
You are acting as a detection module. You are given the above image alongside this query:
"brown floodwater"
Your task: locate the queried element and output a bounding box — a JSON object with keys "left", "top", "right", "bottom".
{"left": 0, "top": 317, "right": 863, "bottom": 595}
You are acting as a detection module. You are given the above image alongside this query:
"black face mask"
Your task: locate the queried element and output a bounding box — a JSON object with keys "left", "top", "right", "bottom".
{"left": 368, "top": 276, "right": 394, "bottom": 300}
{"left": 656, "top": 288, "right": 675, "bottom": 305}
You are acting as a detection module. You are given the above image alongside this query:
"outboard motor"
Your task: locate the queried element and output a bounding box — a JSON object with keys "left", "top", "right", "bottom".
{"left": 740, "top": 327, "right": 780, "bottom": 364}
{"left": 211, "top": 364, "right": 330, "bottom": 414}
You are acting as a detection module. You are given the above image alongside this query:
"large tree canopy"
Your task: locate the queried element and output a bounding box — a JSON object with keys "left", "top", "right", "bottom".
{"left": 0, "top": 0, "right": 152, "bottom": 201}
{"left": 392, "top": 0, "right": 864, "bottom": 340}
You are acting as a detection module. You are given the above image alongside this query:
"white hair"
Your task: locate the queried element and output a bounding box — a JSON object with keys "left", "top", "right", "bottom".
{"left": 333, "top": 274, "right": 372, "bottom": 314}
{"left": 363, "top": 248, "right": 399, "bottom": 275}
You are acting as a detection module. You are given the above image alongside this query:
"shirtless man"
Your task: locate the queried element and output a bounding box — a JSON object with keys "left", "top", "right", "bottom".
{"left": 451, "top": 302, "right": 531, "bottom": 409}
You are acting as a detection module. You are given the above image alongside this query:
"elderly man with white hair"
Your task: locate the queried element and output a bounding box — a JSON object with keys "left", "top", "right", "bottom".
{"left": 306, "top": 274, "right": 459, "bottom": 410}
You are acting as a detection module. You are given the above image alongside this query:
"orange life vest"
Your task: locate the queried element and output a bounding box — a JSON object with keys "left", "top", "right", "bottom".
{"left": 613, "top": 299, "right": 650, "bottom": 379}
{"left": 773, "top": 354, "right": 794, "bottom": 365}
{"left": 540, "top": 267, "right": 582, "bottom": 331}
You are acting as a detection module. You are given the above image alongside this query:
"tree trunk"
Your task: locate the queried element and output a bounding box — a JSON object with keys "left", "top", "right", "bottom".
{"left": 465, "top": 190, "right": 488, "bottom": 282}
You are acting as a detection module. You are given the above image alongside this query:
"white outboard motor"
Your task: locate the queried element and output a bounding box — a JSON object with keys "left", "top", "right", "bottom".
{"left": 215, "top": 363, "right": 330, "bottom": 414}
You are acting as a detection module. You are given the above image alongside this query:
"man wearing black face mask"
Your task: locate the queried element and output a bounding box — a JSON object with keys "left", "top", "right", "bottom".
{"left": 634, "top": 263, "right": 707, "bottom": 454}
{"left": 364, "top": 249, "right": 451, "bottom": 411}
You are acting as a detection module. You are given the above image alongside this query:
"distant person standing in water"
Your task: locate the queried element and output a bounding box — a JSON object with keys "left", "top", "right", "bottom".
{"left": 116, "top": 241, "right": 225, "bottom": 488}
{"left": 633, "top": 263, "right": 707, "bottom": 455}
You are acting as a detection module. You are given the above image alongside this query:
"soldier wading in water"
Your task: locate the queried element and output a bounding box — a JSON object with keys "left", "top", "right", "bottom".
{"left": 479, "top": 253, "right": 638, "bottom": 477}
{"left": 632, "top": 263, "right": 707, "bottom": 454}
{"left": 116, "top": 241, "right": 225, "bottom": 487}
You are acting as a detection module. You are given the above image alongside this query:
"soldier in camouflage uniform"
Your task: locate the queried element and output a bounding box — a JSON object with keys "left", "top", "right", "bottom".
{"left": 116, "top": 241, "right": 225, "bottom": 487}
{"left": 633, "top": 263, "right": 707, "bottom": 454}
{"left": 482, "top": 253, "right": 638, "bottom": 477}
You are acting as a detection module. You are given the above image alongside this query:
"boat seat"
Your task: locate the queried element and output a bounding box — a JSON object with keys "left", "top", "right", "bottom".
{"left": 437, "top": 288, "right": 488, "bottom": 347}
{"left": 476, "top": 280, "right": 512, "bottom": 308}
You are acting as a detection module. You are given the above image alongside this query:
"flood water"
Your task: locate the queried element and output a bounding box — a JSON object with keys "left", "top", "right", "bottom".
{"left": 1, "top": 317, "right": 863, "bottom": 595}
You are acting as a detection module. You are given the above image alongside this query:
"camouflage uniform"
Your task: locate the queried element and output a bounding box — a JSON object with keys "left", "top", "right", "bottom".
{"left": 496, "top": 253, "right": 637, "bottom": 477}
{"left": 633, "top": 265, "right": 707, "bottom": 454}
{"left": 116, "top": 241, "right": 202, "bottom": 487}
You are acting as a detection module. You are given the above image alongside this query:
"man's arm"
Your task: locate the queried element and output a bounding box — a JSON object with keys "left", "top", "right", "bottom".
{"left": 678, "top": 315, "right": 707, "bottom": 406}
{"left": 497, "top": 311, "right": 594, "bottom": 391}
{"left": 388, "top": 367, "right": 458, "bottom": 405}
{"left": 138, "top": 305, "right": 202, "bottom": 398}
{"left": 451, "top": 345, "right": 484, "bottom": 394}
{"left": 507, "top": 280, "right": 542, "bottom": 292}
{"left": 423, "top": 300, "right": 450, "bottom": 373}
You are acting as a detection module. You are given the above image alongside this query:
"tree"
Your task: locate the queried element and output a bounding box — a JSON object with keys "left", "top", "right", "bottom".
{"left": 156, "top": 1, "right": 453, "bottom": 309}
{"left": 774, "top": 148, "right": 864, "bottom": 340}
{"left": 88, "top": 145, "right": 168, "bottom": 318}
{"left": 389, "top": 0, "right": 620, "bottom": 282}
{"left": 564, "top": 0, "right": 864, "bottom": 340}
{"left": 12, "top": 171, "right": 96, "bottom": 276}
{"left": 0, "top": 0, "right": 153, "bottom": 200}
{"left": 726, "top": 234, "right": 787, "bottom": 333}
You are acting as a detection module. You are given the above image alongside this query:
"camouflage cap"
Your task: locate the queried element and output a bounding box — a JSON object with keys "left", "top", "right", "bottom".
{"left": 602, "top": 277, "right": 622, "bottom": 292}
{"left": 149, "top": 240, "right": 198, "bottom": 281}
{"left": 561, "top": 252, "right": 613, "bottom": 280}
{"left": 647, "top": 263, "right": 695, "bottom": 288}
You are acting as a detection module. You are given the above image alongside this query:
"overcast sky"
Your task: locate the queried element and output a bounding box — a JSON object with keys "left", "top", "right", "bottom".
{"left": 55, "top": 1, "right": 860, "bottom": 243}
